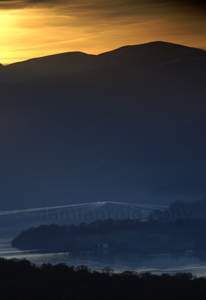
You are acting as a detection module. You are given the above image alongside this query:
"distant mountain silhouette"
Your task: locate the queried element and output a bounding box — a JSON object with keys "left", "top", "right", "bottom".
{"left": 0, "top": 52, "right": 96, "bottom": 82}
{"left": 0, "top": 41, "right": 206, "bottom": 82}
{"left": 0, "top": 41, "right": 206, "bottom": 210}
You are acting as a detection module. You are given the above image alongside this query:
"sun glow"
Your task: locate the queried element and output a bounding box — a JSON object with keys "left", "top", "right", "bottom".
{"left": 0, "top": 3, "right": 205, "bottom": 65}
{"left": 0, "top": 8, "right": 84, "bottom": 64}
{"left": 0, "top": 9, "right": 43, "bottom": 64}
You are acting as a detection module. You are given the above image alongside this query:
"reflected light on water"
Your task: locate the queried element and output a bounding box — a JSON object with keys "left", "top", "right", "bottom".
{"left": 1, "top": 249, "right": 206, "bottom": 277}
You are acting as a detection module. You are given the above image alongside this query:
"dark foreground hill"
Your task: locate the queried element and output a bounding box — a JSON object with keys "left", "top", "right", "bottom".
{"left": 0, "top": 41, "right": 206, "bottom": 209}
{"left": 0, "top": 257, "right": 204, "bottom": 300}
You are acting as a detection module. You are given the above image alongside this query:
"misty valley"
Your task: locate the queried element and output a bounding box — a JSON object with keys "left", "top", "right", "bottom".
{"left": 8, "top": 198, "right": 206, "bottom": 271}
{"left": 10, "top": 207, "right": 206, "bottom": 257}
{"left": 1, "top": 199, "right": 206, "bottom": 299}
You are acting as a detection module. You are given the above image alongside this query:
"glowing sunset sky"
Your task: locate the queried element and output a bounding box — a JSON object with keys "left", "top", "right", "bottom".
{"left": 0, "top": 0, "right": 206, "bottom": 64}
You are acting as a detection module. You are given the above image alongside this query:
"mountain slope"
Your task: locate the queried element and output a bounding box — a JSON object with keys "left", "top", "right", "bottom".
{"left": 98, "top": 41, "right": 206, "bottom": 76}
{"left": 0, "top": 52, "right": 97, "bottom": 82}
{"left": 0, "top": 41, "right": 206, "bottom": 210}
{"left": 0, "top": 41, "right": 206, "bottom": 82}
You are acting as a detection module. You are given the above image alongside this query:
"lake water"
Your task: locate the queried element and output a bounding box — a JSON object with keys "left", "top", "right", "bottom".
{"left": 1, "top": 237, "right": 206, "bottom": 277}
{"left": 1, "top": 203, "right": 206, "bottom": 277}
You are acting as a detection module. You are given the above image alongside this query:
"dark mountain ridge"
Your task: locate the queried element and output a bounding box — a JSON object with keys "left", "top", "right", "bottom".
{"left": 0, "top": 41, "right": 206, "bottom": 210}
{"left": 0, "top": 52, "right": 97, "bottom": 82}
{"left": 0, "top": 41, "right": 206, "bottom": 82}
{"left": 98, "top": 41, "right": 206, "bottom": 74}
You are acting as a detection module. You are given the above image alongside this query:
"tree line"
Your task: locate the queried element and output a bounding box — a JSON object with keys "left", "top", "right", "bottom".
{"left": 0, "top": 257, "right": 204, "bottom": 300}
{"left": 11, "top": 216, "right": 206, "bottom": 255}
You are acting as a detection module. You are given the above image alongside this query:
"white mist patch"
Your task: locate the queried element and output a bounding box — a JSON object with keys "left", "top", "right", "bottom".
{"left": 0, "top": 201, "right": 169, "bottom": 227}
{"left": 0, "top": 202, "right": 103, "bottom": 217}
{"left": 0, "top": 201, "right": 169, "bottom": 240}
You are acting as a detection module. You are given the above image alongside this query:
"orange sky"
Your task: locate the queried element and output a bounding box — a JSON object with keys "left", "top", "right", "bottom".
{"left": 0, "top": 0, "right": 206, "bottom": 64}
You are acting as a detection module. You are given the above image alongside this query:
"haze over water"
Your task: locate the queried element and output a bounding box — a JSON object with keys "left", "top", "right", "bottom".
{"left": 0, "top": 201, "right": 206, "bottom": 277}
